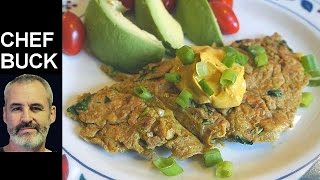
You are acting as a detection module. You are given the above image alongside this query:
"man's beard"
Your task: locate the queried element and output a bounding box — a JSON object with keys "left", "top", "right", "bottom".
{"left": 8, "top": 121, "right": 49, "bottom": 149}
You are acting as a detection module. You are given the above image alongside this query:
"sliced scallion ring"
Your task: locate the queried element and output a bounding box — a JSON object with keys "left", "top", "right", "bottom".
{"left": 248, "top": 45, "right": 268, "bottom": 67}
{"left": 235, "top": 53, "right": 248, "bottom": 65}
{"left": 179, "top": 89, "right": 192, "bottom": 102}
{"left": 220, "top": 69, "right": 238, "bottom": 87}
{"left": 165, "top": 72, "right": 181, "bottom": 83}
{"left": 176, "top": 89, "right": 193, "bottom": 108}
{"left": 153, "top": 157, "right": 183, "bottom": 176}
{"left": 196, "top": 61, "right": 208, "bottom": 78}
{"left": 223, "top": 46, "right": 237, "bottom": 67}
{"left": 301, "top": 54, "right": 317, "bottom": 72}
{"left": 254, "top": 53, "right": 268, "bottom": 67}
{"left": 309, "top": 70, "right": 320, "bottom": 77}
{"left": 300, "top": 92, "right": 313, "bottom": 107}
{"left": 198, "top": 79, "right": 214, "bottom": 96}
{"left": 308, "top": 79, "right": 320, "bottom": 87}
{"left": 133, "top": 86, "right": 153, "bottom": 100}
{"left": 215, "top": 161, "right": 233, "bottom": 178}
{"left": 176, "top": 45, "right": 195, "bottom": 65}
{"left": 203, "top": 148, "right": 223, "bottom": 167}
{"left": 224, "top": 46, "right": 236, "bottom": 52}
{"left": 176, "top": 97, "right": 188, "bottom": 109}
{"left": 222, "top": 54, "right": 235, "bottom": 68}
{"left": 222, "top": 46, "right": 248, "bottom": 67}
{"left": 248, "top": 45, "right": 265, "bottom": 55}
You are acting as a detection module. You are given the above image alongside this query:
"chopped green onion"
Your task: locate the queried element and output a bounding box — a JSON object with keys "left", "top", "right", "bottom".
{"left": 222, "top": 46, "right": 248, "bottom": 67}
{"left": 198, "top": 79, "right": 214, "bottom": 96}
{"left": 309, "top": 70, "right": 320, "bottom": 77}
{"left": 224, "top": 46, "right": 237, "bottom": 54}
{"left": 300, "top": 92, "right": 313, "bottom": 107}
{"left": 222, "top": 54, "right": 235, "bottom": 68}
{"left": 248, "top": 45, "right": 265, "bottom": 55}
{"left": 220, "top": 69, "right": 238, "bottom": 87}
{"left": 301, "top": 54, "right": 317, "bottom": 72}
{"left": 203, "top": 148, "right": 223, "bottom": 167}
{"left": 254, "top": 53, "right": 268, "bottom": 67}
{"left": 223, "top": 47, "right": 237, "bottom": 64}
{"left": 153, "top": 157, "right": 183, "bottom": 176}
{"left": 179, "top": 89, "right": 192, "bottom": 102}
{"left": 176, "top": 97, "right": 188, "bottom": 109}
{"left": 223, "top": 46, "right": 237, "bottom": 67}
{"left": 196, "top": 62, "right": 208, "bottom": 78}
{"left": 133, "top": 86, "right": 153, "bottom": 100}
{"left": 176, "top": 45, "right": 195, "bottom": 65}
{"left": 215, "top": 161, "right": 233, "bottom": 178}
{"left": 308, "top": 79, "right": 320, "bottom": 87}
{"left": 248, "top": 45, "right": 268, "bottom": 67}
{"left": 267, "top": 89, "right": 283, "bottom": 97}
{"left": 176, "top": 89, "right": 193, "bottom": 108}
{"left": 165, "top": 72, "right": 181, "bottom": 83}
{"left": 235, "top": 53, "right": 248, "bottom": 66}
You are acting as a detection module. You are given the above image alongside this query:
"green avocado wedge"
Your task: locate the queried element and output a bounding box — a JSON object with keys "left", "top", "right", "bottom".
{"left": 175, "top": 0, "right": 224, "bottom": 47}
{"left": 135, "top": 0, "right": 184, "bottom": 49}
{"left": 85, "top": 0, "right": 165, "bottom": 73}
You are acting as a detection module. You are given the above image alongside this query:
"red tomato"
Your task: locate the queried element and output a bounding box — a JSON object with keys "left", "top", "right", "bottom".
{"left": 209, "top": 0, "right": 233, "bottom": 8}
{"left": 63, "top": 11, "right": 85, "bottom": 55}
{"left": 62, "top": 154, "right": 69, "bottom": 180}
{"left": 121, "top": 0, "right": 135, "bottom": 11}
{"left": 162, "top": 0, "right": 176, "bottom": 11}
{"left": 210, "top": 1, "right": 239, "bottom": 34}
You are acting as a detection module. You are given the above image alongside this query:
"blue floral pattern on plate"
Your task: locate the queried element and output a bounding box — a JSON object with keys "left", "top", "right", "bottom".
{"left": 301, "top": 0, "right": 313, "bottom": 12}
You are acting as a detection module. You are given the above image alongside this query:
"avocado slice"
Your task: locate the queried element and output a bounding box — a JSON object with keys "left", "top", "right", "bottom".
{"left": 135, "top": 0, "right": 184, "bottom": 49}
{"left": 175, "top": 0, "right": 224, "bottom": 47}
{"left": 85, "top": 0, "right": 165, "bottom": 73}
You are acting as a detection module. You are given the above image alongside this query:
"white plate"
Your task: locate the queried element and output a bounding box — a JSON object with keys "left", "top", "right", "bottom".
{"left": 62, "top": 0, "right": 320, "bottom": 179}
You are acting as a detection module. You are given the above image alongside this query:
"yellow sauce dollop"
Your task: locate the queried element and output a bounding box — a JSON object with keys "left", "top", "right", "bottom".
{"left": 172, "top": 46, "right": 246, "bottom": 109}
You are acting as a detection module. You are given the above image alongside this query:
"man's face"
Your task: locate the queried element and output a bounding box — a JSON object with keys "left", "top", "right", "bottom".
{"left": 3, "top": 81, "right": 56, "bottom": 148}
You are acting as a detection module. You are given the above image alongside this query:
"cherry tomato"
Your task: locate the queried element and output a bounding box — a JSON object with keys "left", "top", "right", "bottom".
{"left": 63, "top": 11, "right": 85, "bottom": 55}
{"left": 210, "top": 1, "right": 239, "bottom": 34}
{"left": 62, "top": 154, "right": 69, "bottom": 180}
{"left": 209, "top": 0, "right": 233, "bottom": 8}
{"left": 121, "top": 0, "right": 135, "bottom": 11}
{"left": 162, "top": 0, "right": 176, "bottom": 11}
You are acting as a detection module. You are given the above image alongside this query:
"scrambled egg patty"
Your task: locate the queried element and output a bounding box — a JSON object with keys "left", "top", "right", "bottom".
{"left": 67, "top": 33, "right": 309, "bottom": 158}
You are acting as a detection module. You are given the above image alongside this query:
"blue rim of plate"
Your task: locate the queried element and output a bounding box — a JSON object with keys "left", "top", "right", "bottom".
{"left": 63, "top": 147, "right": 115, "bottom": 180}
{"left": 63, "top": 0, "right": 320, "bottom": 179}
